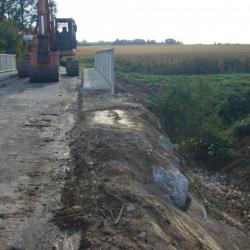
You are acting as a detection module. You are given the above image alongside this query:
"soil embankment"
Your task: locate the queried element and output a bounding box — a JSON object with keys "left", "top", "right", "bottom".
{"left": 55, "top": 92, "right": 250, "bottom": 249}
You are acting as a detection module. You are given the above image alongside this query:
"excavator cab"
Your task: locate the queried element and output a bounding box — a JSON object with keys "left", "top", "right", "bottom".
{"left": 56, "top": 18, "right": 77, "bottom": 52}
{"left": 55, "top": 18, "right": 79, "bottom": 76}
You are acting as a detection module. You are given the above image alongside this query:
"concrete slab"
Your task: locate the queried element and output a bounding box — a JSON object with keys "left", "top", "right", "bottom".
{"left": 0, "top": 71, "right": 17, "bottom": 82}
{"left": 83, "top": 68, "right": 111, "bottom": 91}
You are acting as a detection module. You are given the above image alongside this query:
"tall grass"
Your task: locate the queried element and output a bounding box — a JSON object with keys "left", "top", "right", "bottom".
{"left": 77, "top": 44, "right": 250, "bottom": 75}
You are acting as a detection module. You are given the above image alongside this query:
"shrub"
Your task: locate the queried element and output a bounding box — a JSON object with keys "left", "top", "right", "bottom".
{"left": 156, "top": 79, "right": 231, "bottom": 167}
{"left": 232, "top": 116, "right": 250, "bottom": 137}
{"left": 220, "top": 90, "right": 250, "bottom": 124}
{"left": 0, "top": 19, "right": 21, "bottom": 55}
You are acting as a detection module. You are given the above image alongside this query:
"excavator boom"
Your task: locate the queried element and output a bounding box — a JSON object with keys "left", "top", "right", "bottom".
{"left": 29, "top": 0, "right": 59, "bottom": 82}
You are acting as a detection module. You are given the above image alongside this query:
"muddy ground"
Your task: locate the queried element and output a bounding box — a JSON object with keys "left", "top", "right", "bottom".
{"left": 0, "top": 74, "right": 249, "bottom": 249}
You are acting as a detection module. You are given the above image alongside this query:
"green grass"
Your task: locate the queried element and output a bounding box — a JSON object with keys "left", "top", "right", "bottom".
{"left": 116, "top": 71, "right": 250, "bottom": 86}
{"left": 79, "top": 58, "right": 94, "bottom": 71}
{"left": 117, "top": 71, "right": 250, "bottom": 168}
{"left": 117, "top": 72, "right": 250, "bottom": 107}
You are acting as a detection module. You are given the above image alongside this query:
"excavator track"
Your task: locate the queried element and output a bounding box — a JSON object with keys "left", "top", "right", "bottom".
{"left": 17, "top": 59, "right": 30, "bottom": 77}
{"left": 66, "top": 58, "right": 79, "bottom": 76}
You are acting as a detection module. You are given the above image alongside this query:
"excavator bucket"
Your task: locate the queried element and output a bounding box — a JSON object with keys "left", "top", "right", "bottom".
{"left": 30, "top": 66, "right": 59, "bottom": 83}
{"left": 29, "top": 51, "right": 60, "bottom": 83}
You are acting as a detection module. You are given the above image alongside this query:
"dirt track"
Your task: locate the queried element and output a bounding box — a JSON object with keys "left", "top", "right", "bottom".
{"left": 0, "top": 73, "right": 79, "bottom": 249}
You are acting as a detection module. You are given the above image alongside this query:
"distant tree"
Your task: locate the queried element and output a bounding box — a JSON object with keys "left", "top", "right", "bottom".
{"left": 147, "top": 39, "right": 157, "bottom": 44}
{"left": 165, "top": 38, "right": 183, "bottom": 45}
{"left": 77, "top": 40, "right": 89, "bottom": 46}
{"left": 0, "top": 0, "right": 57, "bottom": 30}
{"left": 112, "top": 39, "right": 154, "bottom": 45}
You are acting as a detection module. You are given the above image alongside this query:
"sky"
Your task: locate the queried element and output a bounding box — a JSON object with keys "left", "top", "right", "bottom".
{"left": 57, "top": 0, "right": 250, "bottom": 44}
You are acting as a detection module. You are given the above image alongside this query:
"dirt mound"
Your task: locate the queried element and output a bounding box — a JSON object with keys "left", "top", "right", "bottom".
{"left": 55, "top": 93, "right": 250, "bottom": 249}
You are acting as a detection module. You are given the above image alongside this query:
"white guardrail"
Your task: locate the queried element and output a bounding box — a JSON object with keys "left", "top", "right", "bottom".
{"left": 94, "top": 49, "right": 115, "bottom": 94}
{"left": 0, "top": 54, "right": 16, "bottom": 73}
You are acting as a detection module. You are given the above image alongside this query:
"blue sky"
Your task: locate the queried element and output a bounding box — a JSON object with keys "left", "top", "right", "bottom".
{"left": 57, "top": 0, "right": 250, "bottom": 44}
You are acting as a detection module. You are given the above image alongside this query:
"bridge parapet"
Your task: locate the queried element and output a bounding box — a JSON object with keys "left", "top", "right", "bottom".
{"left": 0, "top": 54, "right": 16, "bottom": 73}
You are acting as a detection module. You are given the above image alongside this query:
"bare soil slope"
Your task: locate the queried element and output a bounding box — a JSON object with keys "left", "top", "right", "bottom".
{"left": 55, "top": 93, "right": 250, "bottom": 249}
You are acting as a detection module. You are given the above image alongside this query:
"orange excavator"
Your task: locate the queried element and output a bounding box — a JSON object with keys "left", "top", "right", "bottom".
{"left": 17, "top": 0, "right": 79, "bottom": 82}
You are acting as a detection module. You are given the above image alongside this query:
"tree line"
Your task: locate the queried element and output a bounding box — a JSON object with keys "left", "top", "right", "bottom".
{"left": 77, "top": 38, "right": 183, "bottom": 46}
{"left": 0, "top": 0, "right": 56, "bottom": 54}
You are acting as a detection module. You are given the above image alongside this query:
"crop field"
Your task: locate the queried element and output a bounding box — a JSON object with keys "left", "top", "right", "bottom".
{"left": 77, "top": 44, "right": 250, "bottom": 60}
{"left": 77, "top": 44, "right": 250, "bottom": 75}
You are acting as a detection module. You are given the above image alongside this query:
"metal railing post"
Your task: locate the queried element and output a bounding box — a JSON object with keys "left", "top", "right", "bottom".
{"left": 0, "top": 54, "right": 16, "bottom": 73}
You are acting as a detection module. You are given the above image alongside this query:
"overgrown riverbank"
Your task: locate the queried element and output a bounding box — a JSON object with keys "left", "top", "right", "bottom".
{"left": 115, "top": 72, "right": 250, "bottom": 189}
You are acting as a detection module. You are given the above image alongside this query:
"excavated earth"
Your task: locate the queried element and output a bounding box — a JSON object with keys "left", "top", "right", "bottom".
{"left": 0, "top": 74, "right": 249, "bottom": 249}
{"left": 55, "top": 92, "right": 250, "bottom": 249}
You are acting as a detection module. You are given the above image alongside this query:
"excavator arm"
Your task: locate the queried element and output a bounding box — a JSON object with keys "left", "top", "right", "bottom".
{"left": 29, "top": 0, "right": 59, "bottom": 82}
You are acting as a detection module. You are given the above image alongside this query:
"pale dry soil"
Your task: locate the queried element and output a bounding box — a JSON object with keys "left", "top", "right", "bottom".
{"left": 0, "top": 73, "right": 80, "bottom": 249}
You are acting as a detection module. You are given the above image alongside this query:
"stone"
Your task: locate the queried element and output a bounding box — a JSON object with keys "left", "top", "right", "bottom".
{"left": 159, "top": 135, "right": 180, "bottom": 167}
{"left": 127, "top": 204, "right": 136, "bottom": 213}
{"left": 138, "top": 231, "right": 147, "bottom": 239}
{"left": 153, "top": 166, "right": 189, "bottom": 210}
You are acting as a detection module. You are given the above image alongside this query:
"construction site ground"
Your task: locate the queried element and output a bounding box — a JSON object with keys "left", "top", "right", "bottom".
{"left": 0, "top": 73, "right": 249, "bottom": 249}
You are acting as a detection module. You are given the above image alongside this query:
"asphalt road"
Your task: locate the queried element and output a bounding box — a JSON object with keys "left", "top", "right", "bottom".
{"left": 0, "top": 73, "right": 79, "bottom": 249}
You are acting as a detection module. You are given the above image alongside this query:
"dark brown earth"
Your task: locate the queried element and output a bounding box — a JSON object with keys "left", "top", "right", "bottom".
{"left": 55, "top": 91, "right": 250, "bottom": 249}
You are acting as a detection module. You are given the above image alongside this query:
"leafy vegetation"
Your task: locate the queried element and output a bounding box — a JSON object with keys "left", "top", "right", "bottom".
{"left": 116, "top": 71, "right": 250, "bottom": 168}
{"left": 77, "top": 46, "right": 250, "bottom": 168}
{"left": 0, "top": 0, "right": 57, "bottom": 30}
{"left": 0, "top": 19, "right": 21, "bottom": 54}
{"left": 0, "top": 0, "right": 57, "bottom": 54}
{"left": 231, "top": 116, "right": 250, "bottom": 137}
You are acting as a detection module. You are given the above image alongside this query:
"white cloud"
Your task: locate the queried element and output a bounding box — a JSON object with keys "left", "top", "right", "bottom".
{"left": 56, "top": 0, "right": 250, "bottom": 43}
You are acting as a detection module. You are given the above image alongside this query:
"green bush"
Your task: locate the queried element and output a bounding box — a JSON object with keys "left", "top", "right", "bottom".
{"left": 190, "top": 129, "right": 232, "bottom": 166}
{"left": 0, "top": 19, "right": 21, "bottom": 55}
{"left": 220, "top": 90, "right": 250, "bottom": 124}
{"left": 232, "top": 116, "right": 250, "bottom": 137}
{"left": 155, "top": 79, "right": 231, "bottom": 167}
